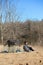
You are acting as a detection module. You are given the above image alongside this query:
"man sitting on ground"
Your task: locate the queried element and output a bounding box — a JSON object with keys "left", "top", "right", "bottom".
{"left": 23, "top": 41, "right": 34, "bottom": 52}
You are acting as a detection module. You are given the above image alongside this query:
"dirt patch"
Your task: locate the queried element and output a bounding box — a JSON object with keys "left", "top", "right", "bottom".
{"left": 0, "top": 45, "right": 43, "bottom": 65}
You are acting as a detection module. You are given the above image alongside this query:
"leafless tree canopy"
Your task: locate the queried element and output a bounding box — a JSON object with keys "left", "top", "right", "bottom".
{"left": 0, "top": 20, "right": 43, "bottom": 45}
{"left": 0, "top": 0, "right": 43, "bottom": 46}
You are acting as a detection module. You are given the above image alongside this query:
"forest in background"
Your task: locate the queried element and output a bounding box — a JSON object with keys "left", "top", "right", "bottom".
{"left": 0, "top": 0, "right": 43, "bottom": 46}
{"left": 0, "top": 20, "right": 43, "bottom": 46}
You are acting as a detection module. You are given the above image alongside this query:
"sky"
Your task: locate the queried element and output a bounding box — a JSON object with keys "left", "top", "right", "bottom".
{"left": 1, "top": 0, "right": 43, "bottom": 22}
{"left": 15, "top": 0, "right": 43, "bottom": 21}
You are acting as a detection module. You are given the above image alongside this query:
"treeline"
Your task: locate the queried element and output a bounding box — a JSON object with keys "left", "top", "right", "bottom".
{"left": 0, "top": 20, "right": 43, "bottom": 45}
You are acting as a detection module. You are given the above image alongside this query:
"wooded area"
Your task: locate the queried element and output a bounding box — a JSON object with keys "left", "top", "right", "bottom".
{"left": 0, "top": 20, "right": 43, "bottom": 45}
{"left": 0, "top": 0, "right": 43, "bottom": 45}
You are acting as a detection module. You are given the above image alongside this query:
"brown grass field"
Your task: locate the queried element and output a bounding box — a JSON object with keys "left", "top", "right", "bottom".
{"left": 0, "top": 45, "right": 43, "bottom": 65}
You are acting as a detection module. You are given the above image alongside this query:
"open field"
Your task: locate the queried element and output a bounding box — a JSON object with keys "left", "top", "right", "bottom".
{"left": 0, "top": 45, "right": 43, "bottom": 65}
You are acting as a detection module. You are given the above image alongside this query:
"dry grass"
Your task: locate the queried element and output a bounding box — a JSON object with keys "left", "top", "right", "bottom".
{"left": 0, "top": 45, "right": 43, "bottom": 65}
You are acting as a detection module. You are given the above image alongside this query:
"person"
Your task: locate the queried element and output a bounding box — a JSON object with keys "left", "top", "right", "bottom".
{"left": 23, "top": 41, "right": 34, "bottom": 52}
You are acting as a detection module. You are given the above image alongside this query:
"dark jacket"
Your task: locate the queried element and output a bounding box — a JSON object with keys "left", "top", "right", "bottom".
{"left": 23, "top": 45, "right": 34, "bottom": 52}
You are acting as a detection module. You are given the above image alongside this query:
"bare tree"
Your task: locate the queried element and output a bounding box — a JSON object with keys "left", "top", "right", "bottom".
{"left": 0, "top": 0, "right": 3, "bottom": 44}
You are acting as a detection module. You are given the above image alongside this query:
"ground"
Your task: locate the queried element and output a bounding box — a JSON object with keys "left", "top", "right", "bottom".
{"left": 0, "top": 45, "right": 43, "bottom": 65}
